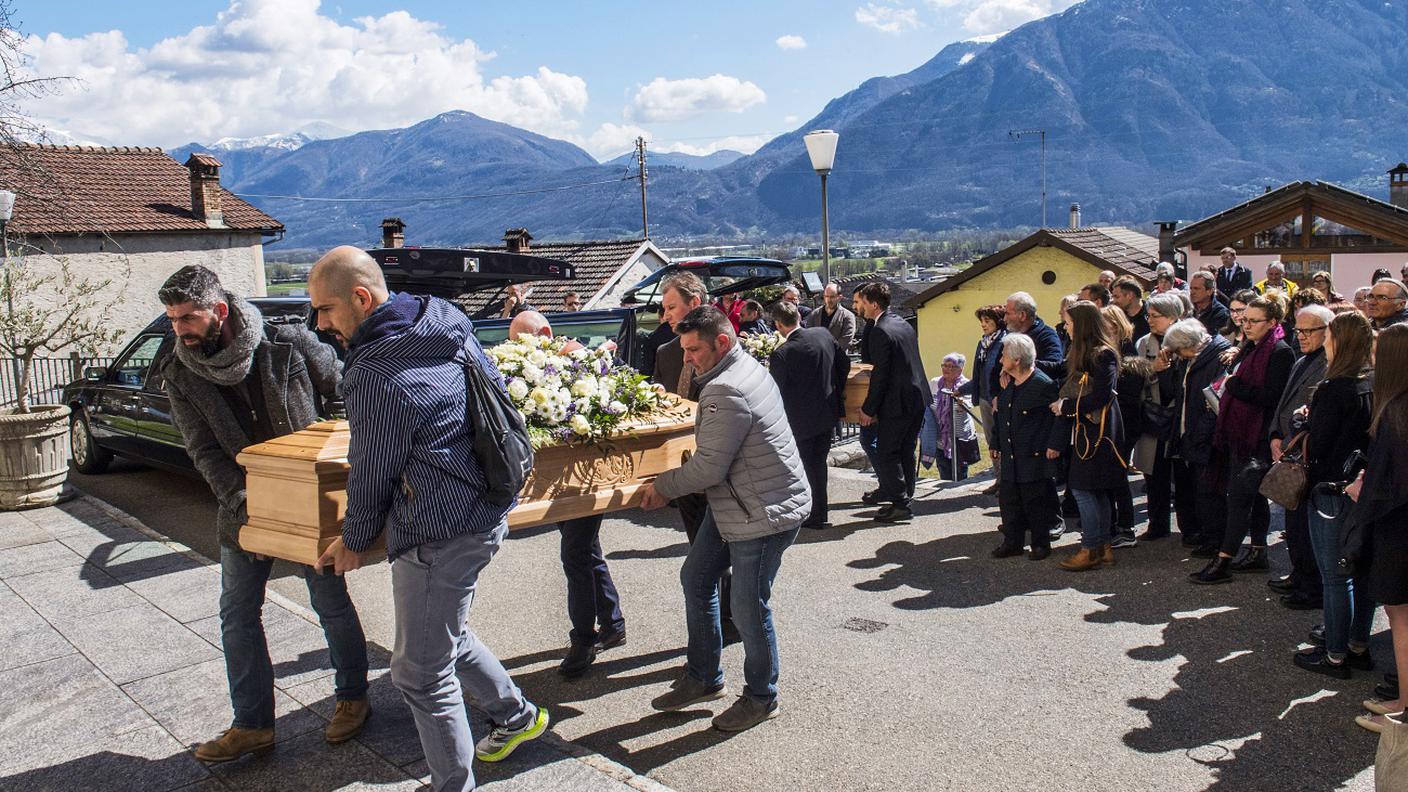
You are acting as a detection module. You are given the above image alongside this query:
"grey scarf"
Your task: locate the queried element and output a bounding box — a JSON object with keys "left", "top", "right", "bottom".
{"left": 173, "top": 295, "right": 264, "bottom": 386}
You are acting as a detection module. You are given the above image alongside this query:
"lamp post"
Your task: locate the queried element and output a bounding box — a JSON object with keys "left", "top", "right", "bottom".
{"left": 804, "top": 129, "right": 839, "bottom": 286}
{"left": 0, "top": 189, "right": 16, "bottom": 403}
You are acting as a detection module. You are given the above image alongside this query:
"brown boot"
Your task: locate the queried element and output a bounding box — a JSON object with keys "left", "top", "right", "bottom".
{"left": 193, "top": 727, "right": 274, "bottom": 763}
{"left": 1059, "top": 547, "right": 1103, "bottom": 572}
{"left": 325, "top": 698, "right": 372, "bottom": 744}
{"left": 1101, "top": 544, "right": 1115, "bottom": 566}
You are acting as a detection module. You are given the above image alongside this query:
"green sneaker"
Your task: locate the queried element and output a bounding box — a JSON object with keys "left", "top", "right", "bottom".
{"left": 475, "top": 705, "right": 549, "bottom": 763}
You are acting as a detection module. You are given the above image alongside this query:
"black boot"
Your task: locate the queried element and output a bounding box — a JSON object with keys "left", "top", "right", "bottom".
{"left": 557, "top": 641, "right": 597, "bottom": 678}
{"left": 1189, "top": 556, "right": 1234, "bottom": 584}
{"left": 1229, "top": 546, "right": 1268, "bottom": 572}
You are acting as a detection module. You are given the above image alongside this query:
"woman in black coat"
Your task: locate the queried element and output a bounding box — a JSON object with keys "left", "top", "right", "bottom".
{"left": 1192, "top": 294, "right": 1294, "bottom": 584}
{"left": 1348, "top": 324, "right": 1408, "bottom": 731}
{"left": 1292, "top": 311, "right": 1375, "bottom": 678}
{"left": 1163, "top": 319, "right": 1233, "bottom": 552}
{"left": 1052, "top": 302, "right": 1126, "bottom": 572}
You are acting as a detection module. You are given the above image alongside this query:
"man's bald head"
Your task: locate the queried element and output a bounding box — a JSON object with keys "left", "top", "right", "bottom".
{"left": 308, "top": 245, "right": 390, "bottom": 348}
{"left": 508, "top": 310, "right": 553, "bottom": 341}
{"left": 309, "top": 245, "right": 389, "bottom": 302}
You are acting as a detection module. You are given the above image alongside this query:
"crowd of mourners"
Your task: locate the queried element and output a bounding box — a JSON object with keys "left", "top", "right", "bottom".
{"left": 928, "top": 250, "right": 1408, "bottom": 736}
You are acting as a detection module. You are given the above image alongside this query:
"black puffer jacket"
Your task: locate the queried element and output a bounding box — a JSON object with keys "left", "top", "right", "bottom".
{"left": 1169, "top": 335, "right": 1232, "bottom": 467}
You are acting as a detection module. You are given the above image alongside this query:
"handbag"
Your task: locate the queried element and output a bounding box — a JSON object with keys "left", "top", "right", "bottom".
{"left": 1377, "top": 713, "right": 1408, "bottom": 792}
{"left": 1259, "top": 432, "right": 1309, "bottom": 511}
{"left": 1141, "top": 399, "right": 1176, "bottom": 436}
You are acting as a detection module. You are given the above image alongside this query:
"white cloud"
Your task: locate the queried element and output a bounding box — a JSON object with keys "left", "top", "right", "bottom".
{"left": 775, "top": 34, "right": 807, "bottom": 50}
{"left": 629, "top": 75, "right": 766, "bottom": 123}
{"left": 20, "top": 0, "right": 590, "bottom": 147}
{"left": 925, "top": 0, "right": 1077, "bottom": 35}
{"left": 855, "top": 4, "right": 921, "bottom": 34}
{"left": 586, "top": 122, "right": 652, "bottom": 160}
{"left": 656, "top": 135, "right": 770, "bottom": 157}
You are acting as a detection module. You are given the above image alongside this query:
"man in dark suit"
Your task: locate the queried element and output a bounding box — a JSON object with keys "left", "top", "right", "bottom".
{"left": 854, "top": 282, "right": 931, "bottom": 523}
{"left": 1215, "top": 247, "right": 1253, "bottom": 300}
{"left": 768, "top": 301, "right": 850, "bottom": 530}
{"left": 990, "top": 333, "right": 1065, "bottom": 560}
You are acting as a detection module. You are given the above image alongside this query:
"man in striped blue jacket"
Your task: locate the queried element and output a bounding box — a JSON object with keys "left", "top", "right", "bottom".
{"left": 311, "top": 246, "right": 547, "bottom": 792}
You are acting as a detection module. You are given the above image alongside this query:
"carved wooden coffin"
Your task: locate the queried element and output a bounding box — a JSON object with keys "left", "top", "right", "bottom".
{"left": 236, "top": 405, "right": 697, "bottom": 566}
{"left": 843, "top": 363, "right": 873, "bottom": 423}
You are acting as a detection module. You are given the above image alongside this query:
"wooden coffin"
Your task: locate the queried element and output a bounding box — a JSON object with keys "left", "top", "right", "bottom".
{"left": 236, "top": 405, "right": 697, "bottom": 566}
{"left": 843, "top": 363, "right": 873, "bottom": 423}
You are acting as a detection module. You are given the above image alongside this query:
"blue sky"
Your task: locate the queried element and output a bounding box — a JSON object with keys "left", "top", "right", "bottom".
{"left": 17, "top": 0, "right": 1073, "bottom": 159}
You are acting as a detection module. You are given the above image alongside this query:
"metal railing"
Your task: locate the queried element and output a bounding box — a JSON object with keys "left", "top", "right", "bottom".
{"left": 1, "top": 355, "right": 117, "bottom": 408}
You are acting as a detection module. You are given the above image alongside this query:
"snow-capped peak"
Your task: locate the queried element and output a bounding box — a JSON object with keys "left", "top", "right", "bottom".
{"left": 966, "top": 30, "right": 1008, "bottom": 43}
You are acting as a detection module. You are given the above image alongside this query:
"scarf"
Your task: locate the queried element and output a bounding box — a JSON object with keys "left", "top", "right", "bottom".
{"left": 172, "top": 294, "right": 264, "bottom": 387}
{"left": 1214, "top": 322, "right": 1284, "bottom": 458}
{"left": 933, "top": 374, "right": 969, "bottom": 454}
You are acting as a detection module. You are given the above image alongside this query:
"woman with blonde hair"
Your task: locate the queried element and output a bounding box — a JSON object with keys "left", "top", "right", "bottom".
{"left": 1052, "top": 302, "right": 1126, "bottom": 571}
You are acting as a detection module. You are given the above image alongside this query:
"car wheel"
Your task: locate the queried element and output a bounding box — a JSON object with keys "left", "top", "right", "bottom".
{"left": 69, "top": 410, "right": 113, "bottom": 474}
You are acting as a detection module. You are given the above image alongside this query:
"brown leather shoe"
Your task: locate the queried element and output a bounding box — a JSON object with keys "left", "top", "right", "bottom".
{"left": 1101, "top": 544, "right": 1115, "bottom": 566}
{"left": 325, "top": 698, "right": 371, "bottom": 744}
{"left": 193, "top": 727, "right": 275, "bottom": 763}
{"left": 1059, "top": 547, "right": 1103, "bottom": 572}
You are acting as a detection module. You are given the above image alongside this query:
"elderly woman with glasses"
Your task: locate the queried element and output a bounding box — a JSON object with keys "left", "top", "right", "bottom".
{"left": 921, "top": 353, "right": 978, "bottom": 481}
{"left": 1132, "top": 292, "right": 1187, "bottom": 540}
{"left": 1164, "top": 319, "right": 1234, "bottom": 552}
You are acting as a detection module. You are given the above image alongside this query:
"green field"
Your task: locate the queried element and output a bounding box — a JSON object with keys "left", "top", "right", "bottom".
{"left": 266, "top": 281, "right": 308, "bottom": 296}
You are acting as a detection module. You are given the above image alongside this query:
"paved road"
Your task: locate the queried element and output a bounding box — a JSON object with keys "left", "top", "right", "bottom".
{"left": 72, "top": 459, "right": 1386, "bottom": 791}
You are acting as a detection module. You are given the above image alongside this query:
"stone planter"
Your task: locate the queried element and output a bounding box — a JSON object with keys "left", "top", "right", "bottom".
{"left": 0, "top": 404, "right": 73, "bottom": 510}
{"left": 236, "top": 404, "right": 698, "bottom": 565}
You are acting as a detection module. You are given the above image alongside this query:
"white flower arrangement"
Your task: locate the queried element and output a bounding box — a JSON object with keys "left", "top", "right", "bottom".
{"left": 486, "top": 334, "right": 678, "bottom": 447}
{"left": 738, "top": 331, "right": 785, "bottom": 364}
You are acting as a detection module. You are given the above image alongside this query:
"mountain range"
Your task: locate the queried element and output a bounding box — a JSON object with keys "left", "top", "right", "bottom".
{"left": 172, "top": 0, "right": 1408, "bottom": 249}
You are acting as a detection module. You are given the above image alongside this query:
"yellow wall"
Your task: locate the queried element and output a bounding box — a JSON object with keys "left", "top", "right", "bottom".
{"left": 914, "top": 246, "right": 1108, "bottom": 382}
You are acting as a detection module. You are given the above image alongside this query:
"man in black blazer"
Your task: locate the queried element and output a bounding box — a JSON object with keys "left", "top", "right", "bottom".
{"left": 854, "top": 282, "right": 931, "bottom": 522}
{"left": 990, "top": 333, "right": 1066, "bottom": 560}
{"left": 769, "top": 301, "right": 851, "bottom": 530}
{"left": 1215, "top": 247, "right": 1253, "bottom": 300}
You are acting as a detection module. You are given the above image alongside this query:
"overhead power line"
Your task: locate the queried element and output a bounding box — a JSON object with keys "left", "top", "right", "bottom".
{"left": 233, "top": 175, "right": 633, "bottom": 204}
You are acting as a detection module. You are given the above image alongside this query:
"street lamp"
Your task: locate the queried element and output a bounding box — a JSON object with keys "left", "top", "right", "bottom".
{"left": 804, "top": 129, "right": 839, "bottom": 286}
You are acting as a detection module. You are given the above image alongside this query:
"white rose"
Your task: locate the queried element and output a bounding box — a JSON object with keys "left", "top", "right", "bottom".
{"left": 570, "top": 378, "right": 595, "bottom": 398}
{"left": 527, "top": 350, "right": 547, "bottom": 367}
{"left": 569, "top": 414, "right": 592, "bottom": 435}
{"left": 529, "top": 387, "right": 551, "bottom": 406}
{"left": 507, "top": 379, "right": 529, "bottom": 401}
{"left": 521, "top": 363, "right": 543, "bottom": 383}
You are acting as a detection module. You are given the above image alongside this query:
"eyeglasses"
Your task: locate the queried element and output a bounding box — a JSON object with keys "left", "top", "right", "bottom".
{"left": 1369, "top": 293, "right": 1406, "bottom": 303}
{"left": 1293, "top": 325, "right": 1327, "bottom": 336}
{"left": 1229, "top": 307, "right": 1246, "bottom": 315}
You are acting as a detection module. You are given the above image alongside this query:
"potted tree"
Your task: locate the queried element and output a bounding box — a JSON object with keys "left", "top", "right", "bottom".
{"left": 0, "top": 195, "right": 125, "bottom": 508}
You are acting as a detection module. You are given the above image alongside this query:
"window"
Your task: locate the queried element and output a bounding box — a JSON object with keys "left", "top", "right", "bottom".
{"left": 112, "top": 335, "right": 165, "bottom": 388}
{"left": 1309, "top": 216, "right": 1393, "bottom": 249}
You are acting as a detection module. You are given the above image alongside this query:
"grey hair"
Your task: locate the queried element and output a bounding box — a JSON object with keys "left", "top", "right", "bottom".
{"left": 1001, "top": 333, "right": 1036, "bottom": 370}
{"left": 1162, "top": 318, "right": 1210, "bottom": 354}
{"left": 943, "top": 352, "right": 967, "bottom": 369}
{"left": 1145, "top": 292, "right": 1188, "bottom": 320}
{"left": 1155, "top": 262, "right": 1176, "bottom": 277}
{"left": 1297, "top": 304, "right": 1334, "bottom": 325}
{"left": 1355, "top": 286, "right": 1374, "bottom": 299}
{"left": 1266, "top": 260, "right": 1285, "bottom": 274}
{"left": 159, "top": 265, "right": 226, "bottom": 309}
{"left": 1006, "top": 291, "right": 1038, "bottom": 319}
{"left": 1188, "top": 270, "right": 1216, "bottom": 290}
{"left": 1177, "top": 291, "right": 1194, "bottom": 315}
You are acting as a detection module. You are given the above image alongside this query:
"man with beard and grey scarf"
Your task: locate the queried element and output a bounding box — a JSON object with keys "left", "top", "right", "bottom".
{"left": 157, "top": 265, "right": 370, "bottom": 763}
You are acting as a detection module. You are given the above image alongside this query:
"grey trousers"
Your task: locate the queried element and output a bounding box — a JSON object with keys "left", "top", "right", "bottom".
{"left": 390, "top": 522, "right": 533, "bottom": 792}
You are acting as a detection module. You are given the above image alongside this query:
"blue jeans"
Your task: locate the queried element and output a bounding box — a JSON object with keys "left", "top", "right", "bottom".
{"left": 559, "top": 516, "right": 625, "bottom": 645}
{"left": 859, "top": 423, "right": 880, "bottom": 476}
{"left": 680, "top": 509, "right": 799, "bottom": 703}
{"left": 219, "top": 546, "right": 368, "bottom": 730}
{"left": 1306, "top": 490, "right": 1376, "bottom": 656}
{"left": 389, "top": 523, "right": 533, "bottom": 792}
{"left": 1071, "top": 488, "right": 1113, "bottom": 548}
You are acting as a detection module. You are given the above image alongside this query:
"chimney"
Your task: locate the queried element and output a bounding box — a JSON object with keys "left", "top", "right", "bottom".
{"left": 381, "top": 217, "right": 405, "bottom": 248}
{"left": 184, "top": 153, "right": 224, "bottom": 228}
{"left": 1068, "top": 203, "right": 1081, "bottom": 229}
{"left": 1156, "top": 221, "right": 1179, "bottom": 264}
{"left": 1391, "top": 162, "right": 1408, "bottom": 209}
{"left": 503, "top": 227, "right": 532, "bottom": 253}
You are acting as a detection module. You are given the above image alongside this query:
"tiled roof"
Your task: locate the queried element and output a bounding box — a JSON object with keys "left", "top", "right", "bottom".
{"left": 454, "top": 239, "right": 651, "bottom": 315}
{"left": 1045, "top": 227, "right": 1160, "bottom": 280}
{"left": 0, "top": 144, "right": 282, "bottom": 235}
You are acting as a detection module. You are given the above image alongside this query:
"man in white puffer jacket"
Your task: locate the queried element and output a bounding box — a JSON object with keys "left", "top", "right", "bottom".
{"left": 639, "top": 305, "right": 811, "bottom": 733}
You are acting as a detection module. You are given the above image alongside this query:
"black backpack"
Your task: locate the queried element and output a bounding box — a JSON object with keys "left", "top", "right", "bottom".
{"left": 462, "top": 342, "right": 534, "bottom": 508}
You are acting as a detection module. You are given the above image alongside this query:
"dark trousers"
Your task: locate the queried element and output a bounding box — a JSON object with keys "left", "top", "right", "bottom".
{"left": 1171, "top": 459, "right": 1206, "bottom": 543}
{"left": 1222, "top": 453, "right": 1270, "bottom": 556}
{"left": 875, "top": 413, "right": 923, "bottom": 508}
{"left": 795, "top": 431, "right": 831, "bottom": 527}
{"left": 999, "top": 478, "right": 1059, "bottom": 550}
{"left": 1144, "top": 449, "right": 1173, "bottom": 535}
{"left": 679, "top": 492, "right": 731, "bottom": 620}
{"left": 1283, "top": 505, "right": 1323, "bottom": 599}
{"left": 1112, "top": 475, "right": 1135, "bottom": 532}
{"left": 558, "top": 516, "right": 626, "bottom": 646}
{"left": 1194, "top": 458, "right": 1230, "bottom": 550}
